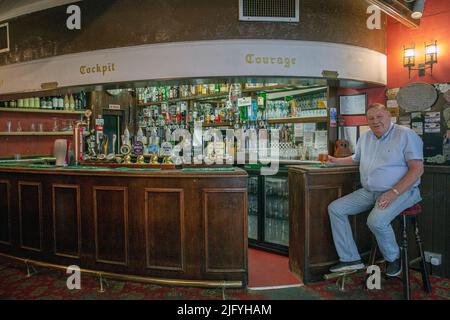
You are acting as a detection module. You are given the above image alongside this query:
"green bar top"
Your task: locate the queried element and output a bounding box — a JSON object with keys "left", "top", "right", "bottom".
{"left": 0, "top": 163, "right": 233, "bottom": 172}
{"left": 0, "top": 163, "right": 162, "bottom": 172}
{"left": 307, "top": 164, "right": 329, "bottom": 168}
{"left": 182, "top": 167, "right": 235, "bottom": 172}
{"left": 113, "top": 167, "right": 161, "bottom": 171}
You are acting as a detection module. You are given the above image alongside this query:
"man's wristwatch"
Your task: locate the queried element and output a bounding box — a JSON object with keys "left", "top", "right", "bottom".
{"left": 391, "top": 188, "right": 400, "bottom": 196}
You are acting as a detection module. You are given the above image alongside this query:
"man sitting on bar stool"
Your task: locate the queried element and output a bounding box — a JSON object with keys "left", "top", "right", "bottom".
{"left": 326, "top": 103, "right": 424, "bottom": 277}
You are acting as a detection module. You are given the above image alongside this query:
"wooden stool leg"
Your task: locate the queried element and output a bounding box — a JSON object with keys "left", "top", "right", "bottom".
{"left": 414, "top": 217, "right": 432, "bottom": 293}
{"left": 401, "top": 214, "right": 411, "bottom": 300}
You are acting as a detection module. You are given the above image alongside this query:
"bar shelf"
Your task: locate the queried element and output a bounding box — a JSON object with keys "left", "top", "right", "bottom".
{"left": 0, "top": 107, "right": 85, "bottom": 115}
{"left": 0, "top": 131, "right": 72, "bottom": 136}
{"left": 266, "top": 116, "right": 328, "bottom": 124}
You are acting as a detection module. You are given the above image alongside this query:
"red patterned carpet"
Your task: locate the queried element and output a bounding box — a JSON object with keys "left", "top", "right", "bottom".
{"left": 0, "top": 257, "right": 449, "bottom": 300}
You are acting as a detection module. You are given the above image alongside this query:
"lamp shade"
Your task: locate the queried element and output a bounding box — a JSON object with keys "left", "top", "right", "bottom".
{"left": 425, "top": 43, "right": 437, "bottom": 54}
{"left": 404, "top": 48, "right": 415, "bottom": 58}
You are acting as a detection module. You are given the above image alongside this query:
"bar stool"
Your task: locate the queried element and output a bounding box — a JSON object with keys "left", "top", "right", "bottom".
{"left": 367, "top": 203, "right": 432, "bottom": 300}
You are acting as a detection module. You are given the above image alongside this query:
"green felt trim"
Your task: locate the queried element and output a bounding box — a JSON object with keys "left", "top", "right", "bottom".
{"left": 114, "top": 167, "right": 161, "bottom": 171}
{"left": 182, "top": 167, "right": 235, "bottom": 172}
{"left": 308, "top": 164, "right": 329, "bottom": 168}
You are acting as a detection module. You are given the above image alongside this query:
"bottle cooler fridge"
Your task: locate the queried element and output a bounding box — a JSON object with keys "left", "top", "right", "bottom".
{"left": 245, "top": 166, "right": 289, "bottom": 255}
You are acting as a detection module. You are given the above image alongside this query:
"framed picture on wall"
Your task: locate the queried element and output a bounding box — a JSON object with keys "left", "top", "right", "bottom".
{"left": 339, "top": 94, "right": 367, "bottom": 115}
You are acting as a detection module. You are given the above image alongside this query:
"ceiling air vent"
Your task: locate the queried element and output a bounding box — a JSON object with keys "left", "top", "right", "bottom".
{"left": 239, "top": 0, "right": 299, "bottom": 22}
{"left": 0, "top": 23, "right": 9, "bottom": 53}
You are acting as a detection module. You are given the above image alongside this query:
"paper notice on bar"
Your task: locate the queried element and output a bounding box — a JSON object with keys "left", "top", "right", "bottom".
{"left": 425, "top": 112, "right": 440, "bottom": 123}
{"left": 294, "top": 123, "right": 304, "bottom": 137}
{"left": 386, "top": 99, "right": 398, "bottom": 108}
{"left": 314, "top": 130, "right": 328, "bottom": 149}
{"left": 303, "top": 123, "right": 316, "bottom": 133}
{"left": 424, "top": 122, "right": 440, "bottom": 133}
{"left": 304, "top": 132, "right": 314, "bottom": 147}
{"left": 412, "top": 122, "right": 424, "bottom": 135}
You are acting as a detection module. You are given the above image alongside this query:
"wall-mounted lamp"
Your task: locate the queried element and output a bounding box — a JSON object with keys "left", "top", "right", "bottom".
{"left": 403, "top": 40, "right": 438, "bottom": 79}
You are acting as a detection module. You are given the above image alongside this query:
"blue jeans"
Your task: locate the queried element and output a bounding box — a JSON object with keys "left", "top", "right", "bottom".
{"left": 328, "top": 187, "right": 422, "bottom": 263}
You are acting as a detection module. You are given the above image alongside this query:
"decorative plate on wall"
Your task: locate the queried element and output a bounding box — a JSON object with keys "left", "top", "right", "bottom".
{"left": 397, "top": 82, "right": 438, "bottom": 112}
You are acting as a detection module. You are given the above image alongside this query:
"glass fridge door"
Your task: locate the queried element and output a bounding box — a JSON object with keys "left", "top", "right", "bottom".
{"left": 263, "top": 176, "right": 289, "bottom": 246}
{"left": 247, "top": 175, "right": 259, "bottom": 240}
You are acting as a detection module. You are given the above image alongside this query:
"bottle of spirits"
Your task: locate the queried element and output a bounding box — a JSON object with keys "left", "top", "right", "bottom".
{"left": 69, "top": 94, "right": 75, "bottom": 110}
{"left": 80, "top": 91, "right": 87, "bottom": 109}
{"left": 64, "top": 94, "right": 70, "bottom": 110}
{"left": 52, "top": 96, "right": 58, "bottom": 110}
{"left": 58, "top": 95, "right": 64, "bottom": 110}
{"left": 46, "top": 97, "right": 52, "bottom": 109}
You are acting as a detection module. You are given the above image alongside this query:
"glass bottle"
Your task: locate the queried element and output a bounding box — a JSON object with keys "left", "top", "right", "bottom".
{"left": 51, "top": 96, "right": 56, "bottom": 110}
{"left": 58, "top": 95, "right": 64, "bottom": 110}
{"left": 81, "top": 91, "right": 86, "bottom": 109}
{"left": 64, "top": 94, "right": 69, "bottom": 110}
{"left": 40, "top": 97, "right": 46, "bottom": 109}
{"left": 69, "top": 94, "right": 75, "bottom": 110}
{"left": 30, "top": 97, "right": 36, "bottom": 109}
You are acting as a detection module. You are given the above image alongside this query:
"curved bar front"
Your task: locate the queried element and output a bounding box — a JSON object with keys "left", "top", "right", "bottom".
{"left": 0, "top": 165, "right": 248, "bottom": 287}
{"left": 288, "top": 164, "right": 450, "bottom": 283}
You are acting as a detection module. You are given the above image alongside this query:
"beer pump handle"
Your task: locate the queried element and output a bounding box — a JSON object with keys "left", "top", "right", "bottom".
{"left": 112, "top": 134, "right": 117, "bottom": 155}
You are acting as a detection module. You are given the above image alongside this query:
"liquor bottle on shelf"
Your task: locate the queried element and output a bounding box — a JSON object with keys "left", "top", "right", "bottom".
{"left": 58, "top": 95, "right": 64, "bottom": 110}
{"left": 69, "top": 94, "right": 75, "bottom": 110}
{"left": 64, "top": 94, "right": 70, "bottom": 110}
{"left": 52, "top": 96, "right": 58, "bottom": 110}
{"left": 34, "top": 97, "right": 40, "bottom": 109}
{"left": 79, "top": 91, "right": 87, "bottom": 110}
{"left": 46, "top": 97, "right": 53, "bottom": 109}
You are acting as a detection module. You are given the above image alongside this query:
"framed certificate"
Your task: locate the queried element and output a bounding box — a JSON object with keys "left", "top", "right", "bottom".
{"left": 339, "top": 94, "right": 367, "bottom": 115}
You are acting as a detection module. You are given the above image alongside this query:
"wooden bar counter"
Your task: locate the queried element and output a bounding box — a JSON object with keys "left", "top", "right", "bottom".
{"left": 288, "top": 165, "right": 370, "bottom": 284}
{"left": 289, "top": 164, "right": 450, "bottom": 283}
{"left": 0, "top": 164, "right": 248, "bottom": 287}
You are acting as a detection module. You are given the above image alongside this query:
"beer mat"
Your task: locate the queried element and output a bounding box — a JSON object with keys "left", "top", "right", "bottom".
{"left": 182, "top": 167, "right": 235, "bottom": 172}
{"left": 308, "top": 164, "right": 329, "bottom": 168}
{"left": 244, "top": 164, "right": 265, "bottom": 169}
